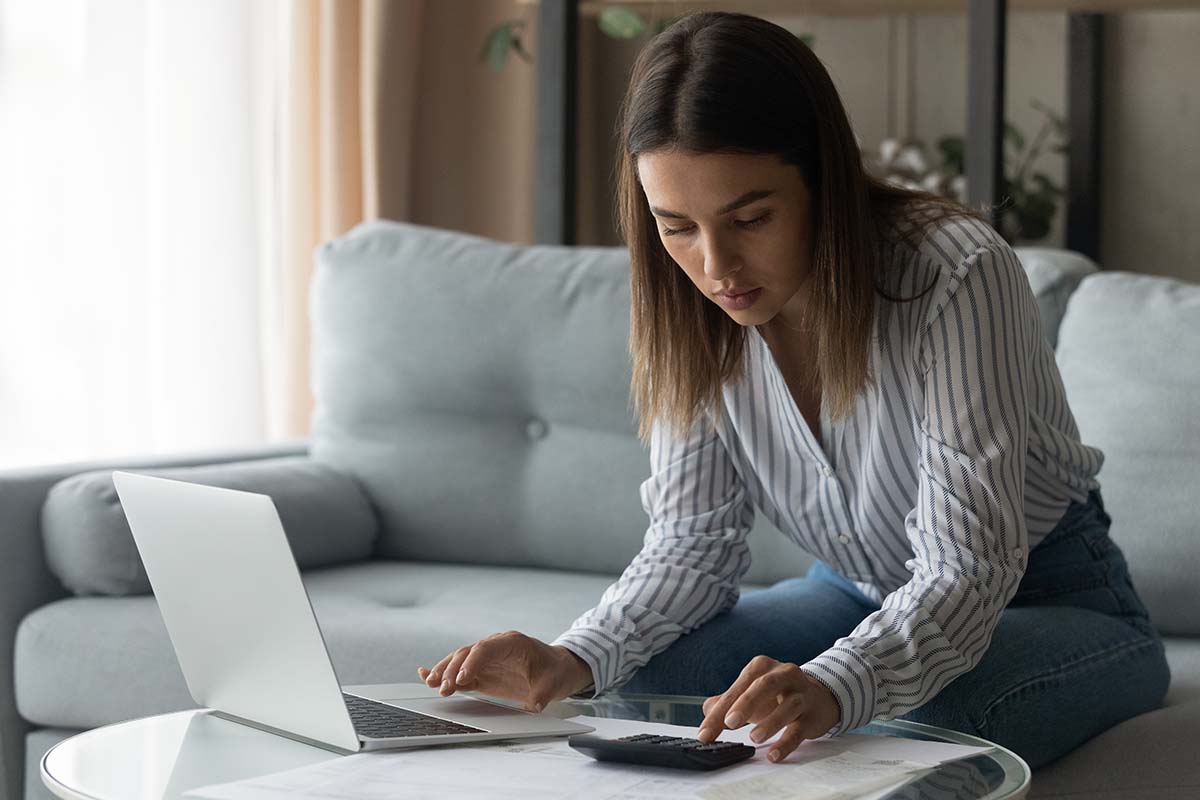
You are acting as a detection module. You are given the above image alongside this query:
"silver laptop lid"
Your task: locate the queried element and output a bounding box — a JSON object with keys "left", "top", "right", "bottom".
{"left": 111, "top": 471, "right": 361, "bottom": 753}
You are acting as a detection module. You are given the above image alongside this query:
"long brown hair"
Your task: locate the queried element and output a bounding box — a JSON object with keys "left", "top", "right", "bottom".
{"left": 618, "top": 11, "right": 992, "bottom": 445}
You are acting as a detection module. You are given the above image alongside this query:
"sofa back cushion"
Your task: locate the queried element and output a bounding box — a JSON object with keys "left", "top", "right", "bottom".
{"left": 1055, "top": 271, "right": 1200, "bottom": 636}
{"left": 42, "top": 456, "right": 379, "bottom": 595}
{"left": 1012, "top": 247, "right": 1099, "bottom": 347}
{"left": 309, "top": 220, "right": 815, "bottom": 583}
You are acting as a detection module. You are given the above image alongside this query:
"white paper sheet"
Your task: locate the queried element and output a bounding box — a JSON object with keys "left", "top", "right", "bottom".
{"left": 184, "top": 714, "right": 993, "bottom": 800}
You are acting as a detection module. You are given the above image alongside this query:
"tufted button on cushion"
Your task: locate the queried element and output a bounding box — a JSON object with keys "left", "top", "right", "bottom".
{"left": 525, "top": 418, "right": 549, "bottom": 440}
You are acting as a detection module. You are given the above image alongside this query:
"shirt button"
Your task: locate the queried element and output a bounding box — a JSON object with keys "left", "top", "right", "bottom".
{"left": 838, "top": 532, "right": 852, "bottom": 544}
{"left": 822, "top": 466, "right": 834, "bottom": 477}
{"left": 1012, "top": 547, "right": 1023, "bottom": 559}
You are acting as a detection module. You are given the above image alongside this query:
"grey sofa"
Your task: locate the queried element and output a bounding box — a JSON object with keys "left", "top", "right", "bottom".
{"left": 3, "top": 220, "right": 1197, "bottom": 800}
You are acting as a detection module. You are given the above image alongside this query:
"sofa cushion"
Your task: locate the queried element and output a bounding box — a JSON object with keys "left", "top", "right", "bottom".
{"left": 1028, "top": 638, "right": 1200, "bottom": 799}
{"left": 308, "top": 220, "right": 655, "bottom": 575}
{"left": 1055, "top": 272, "right": 1200, "bottom": 636}
{"left": 1012, "top": 247, "right": 1099, "bottom": 347}
{"left": 41, "top": 456, "right": 380, "bottom": 596}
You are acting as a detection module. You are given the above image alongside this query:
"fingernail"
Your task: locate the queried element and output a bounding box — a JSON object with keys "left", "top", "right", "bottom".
{"left": 750, "top": 730, "right": 762, "bottom": 743}
{"left": 725, "top": 712, "right": 743, "bottom": 728}
{"left": 534, "top": 702, "right": 544, "bottom": 713}
{"left": 769, "top": 749, "right": 781, "bottom": 762}
{"left": 441, "top": 679, "right": 450, "bottom": 691}
{"left": 456, "top": 670, "right": 467, "bottom": 683}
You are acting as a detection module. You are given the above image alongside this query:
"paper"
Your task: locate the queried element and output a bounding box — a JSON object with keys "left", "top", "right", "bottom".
{"left": 184, "top": 714, "right": 992, "bottom": 800}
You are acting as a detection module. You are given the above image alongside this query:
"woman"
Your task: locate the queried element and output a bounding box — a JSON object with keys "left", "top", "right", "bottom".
{"left": 418, "top": 11, "right": 1169, "bottom": 769}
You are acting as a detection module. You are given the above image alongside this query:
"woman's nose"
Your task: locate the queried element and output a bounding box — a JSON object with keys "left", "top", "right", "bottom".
{"left": 702, "top": 237, "right": 742, "bottom": 282}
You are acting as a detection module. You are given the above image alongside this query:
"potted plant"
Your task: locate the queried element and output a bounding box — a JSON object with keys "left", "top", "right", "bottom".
{"left": 867, "top": 98, "right": 1069, "bottom": 244}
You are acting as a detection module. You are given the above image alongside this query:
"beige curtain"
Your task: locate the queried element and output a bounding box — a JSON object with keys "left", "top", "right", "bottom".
{"left": 273, "top": 0, "right": 536, "bottom": 439}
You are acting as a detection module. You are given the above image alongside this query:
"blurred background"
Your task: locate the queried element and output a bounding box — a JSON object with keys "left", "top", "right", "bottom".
{"left": 1, "top": 0, "right": 1197, "bottom": 470}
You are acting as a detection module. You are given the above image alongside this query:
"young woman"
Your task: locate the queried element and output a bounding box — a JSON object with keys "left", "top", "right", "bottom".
{"left": 418, "top": 11, "right": 1169, "bottom": 769}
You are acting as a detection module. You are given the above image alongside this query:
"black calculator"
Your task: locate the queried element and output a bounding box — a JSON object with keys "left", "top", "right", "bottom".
{"left": 568, "top": 733, "right": 756, "bottom": 771}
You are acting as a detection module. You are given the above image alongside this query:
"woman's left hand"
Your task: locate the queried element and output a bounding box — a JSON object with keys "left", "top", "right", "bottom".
{"left": 697, "top": 655, "right": 842, "bottom": 763}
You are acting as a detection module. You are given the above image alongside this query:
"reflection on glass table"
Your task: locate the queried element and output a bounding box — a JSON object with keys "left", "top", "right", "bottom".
{"left": 562, "top": 692, "right": 1030, "bottom": 800}
{"left": 40, "top": 690, "right": 1030, "bottom": 800}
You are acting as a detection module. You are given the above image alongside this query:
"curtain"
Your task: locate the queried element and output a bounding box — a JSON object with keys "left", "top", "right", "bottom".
{"left": 0, "top": 0, "right": 269, "bottom": 468}
{"left": 270, "top": 0, "right": 427, "bottom": 440}
{"left": 0, "top": 0, "right": 533, "bottom": 470}
{"left": 272, "top": 0, "right": 537, "bottom": 438}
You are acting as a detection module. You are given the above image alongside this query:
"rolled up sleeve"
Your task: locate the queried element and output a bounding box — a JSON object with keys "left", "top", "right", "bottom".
{"left": 801, "top": 244, "right": 1035, "bottom": 735}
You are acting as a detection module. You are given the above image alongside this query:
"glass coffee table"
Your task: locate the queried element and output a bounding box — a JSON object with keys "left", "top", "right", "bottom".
{"left": 41, "top": 687, "right": 1030, "bottom": 799}
{"left": 571, "top": 692, "right": 1030, "bottom": 799}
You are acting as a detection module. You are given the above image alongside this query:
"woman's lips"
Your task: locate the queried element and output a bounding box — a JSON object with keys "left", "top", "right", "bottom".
{"left": 715, "top": 287, "right": 763, "bottom": 310}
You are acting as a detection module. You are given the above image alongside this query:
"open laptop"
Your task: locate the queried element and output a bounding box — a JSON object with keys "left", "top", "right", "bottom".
{"left": 110, "top": 470, "right": 594, "bottom": 754}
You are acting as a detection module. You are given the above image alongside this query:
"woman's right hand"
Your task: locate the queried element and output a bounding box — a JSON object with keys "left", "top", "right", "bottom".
{"left": 416, "top": 630, "right": 594, "bottom": 712}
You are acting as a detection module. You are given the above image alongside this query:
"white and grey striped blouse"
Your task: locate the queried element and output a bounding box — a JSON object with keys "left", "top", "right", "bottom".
{"left": 552, "top": 214, "right": 1104, "bottom": 736}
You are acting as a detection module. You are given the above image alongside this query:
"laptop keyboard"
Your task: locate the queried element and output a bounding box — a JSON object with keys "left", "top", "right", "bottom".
{"left": 342, "top": 692, "right": 487, "bottom": 738}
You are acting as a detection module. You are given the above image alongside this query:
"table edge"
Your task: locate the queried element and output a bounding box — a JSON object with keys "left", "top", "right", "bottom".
{"left": 38, "top": 704, "right": 1031, "bottom": 800}
{"left": 39, "top": 709, "right": 206, "bottom": 800}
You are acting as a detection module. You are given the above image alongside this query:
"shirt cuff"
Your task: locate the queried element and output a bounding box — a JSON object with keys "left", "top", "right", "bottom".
{"left": 550, "top": 629, "right": 611, "bottom": 699}
{"left": 800, "top": 644, "right": 879, "bottom": 736}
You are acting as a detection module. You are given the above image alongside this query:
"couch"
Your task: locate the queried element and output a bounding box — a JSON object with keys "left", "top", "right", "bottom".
{"left": 2, "top": 220, "right": 1197, "bottom": 800}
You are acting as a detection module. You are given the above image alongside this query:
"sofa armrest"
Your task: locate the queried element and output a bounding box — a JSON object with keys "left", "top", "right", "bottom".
{"left": 0, "top": 438, "right": 307, "bottom": 800}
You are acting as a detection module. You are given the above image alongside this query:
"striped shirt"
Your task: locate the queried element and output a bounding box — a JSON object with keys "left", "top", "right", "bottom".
{"left": 551, "top": 214, "right": 1105, "bottom": 736}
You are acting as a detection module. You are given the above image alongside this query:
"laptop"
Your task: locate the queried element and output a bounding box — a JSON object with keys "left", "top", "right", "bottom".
{"left": 110, "top": 470, "right": 594, "bottom": 754}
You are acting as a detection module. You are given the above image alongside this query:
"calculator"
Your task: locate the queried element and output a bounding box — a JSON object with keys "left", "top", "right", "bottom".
{"left": 568, "top": 732, "right": 756, "bottom": 771}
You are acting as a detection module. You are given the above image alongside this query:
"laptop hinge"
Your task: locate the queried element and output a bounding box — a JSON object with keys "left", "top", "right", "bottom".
{"left": 207, "top": 708, "right": 360, "bottom": 755}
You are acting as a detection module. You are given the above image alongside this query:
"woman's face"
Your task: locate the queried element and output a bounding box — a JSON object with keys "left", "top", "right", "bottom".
{"left": 636, "top": 149, "right": 816, "bottom": 332}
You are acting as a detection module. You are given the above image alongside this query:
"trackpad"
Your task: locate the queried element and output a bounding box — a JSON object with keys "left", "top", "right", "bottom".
{"left": 393, "top": 695, "right": 525, "bottom": 719}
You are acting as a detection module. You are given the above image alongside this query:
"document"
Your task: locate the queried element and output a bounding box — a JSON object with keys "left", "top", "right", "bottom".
{"left": 184, "top": 715, "right": 992, "bottom": 800}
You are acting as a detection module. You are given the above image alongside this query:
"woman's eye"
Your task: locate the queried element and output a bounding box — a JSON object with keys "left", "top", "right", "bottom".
{"left": 660, "top": 213, "right": 771, "bottom": 237}
{"left": 737, "top": 212, "right": 772, "bottom": 229}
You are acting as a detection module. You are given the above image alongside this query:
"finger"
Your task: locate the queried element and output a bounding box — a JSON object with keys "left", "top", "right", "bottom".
{"left": 748, "top": 692, "right": 805, "bottom": 744}
{"left": 702, "top": 695, "right": 720, "bottom": 716}
{"left": 726, "top": 670, "right": 790, "bottom": 729}
{"left": 698, "top": 656, "right": 774, "bottom": 741}
{"left": 425, "top": 651, "right": 458, "bottom": 687}
{"left": 767, "top": 720, "right": 808, "bottom": 763}
{"left": 439, "top": 647, "right": 474, "bottom": 695}
{"left": 525, "top": 679, "right": 556, "bottom": 713}
{"left": 698, "top": 690, "right": 740, "bottom": 742}
{"left": 454, "top": 639, "right": 500, "bottom": 690}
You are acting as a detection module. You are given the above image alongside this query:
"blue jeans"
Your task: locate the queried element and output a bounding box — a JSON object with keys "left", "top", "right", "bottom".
{"left": 618, "top": 489, "right": 1171, "bottom": 770}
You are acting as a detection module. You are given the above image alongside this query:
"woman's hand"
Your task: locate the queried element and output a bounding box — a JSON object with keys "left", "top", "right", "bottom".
{"left": 416, "top": 630, "right": 594, "bottom": 713}
{"left": 698, "top": 655, "right": 841, "bottom": 763}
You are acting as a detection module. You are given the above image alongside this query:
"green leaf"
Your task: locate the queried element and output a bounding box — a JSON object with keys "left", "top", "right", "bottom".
{"left": 1031, "top": 97, "right": 1067, "bottom": 134}
{"left": 1021, "top": 216, "right": 1051, "bottom": 241}
{"left": 1031, "top": 172, "right": 1063, "bottom": 194}
{"left": 599, "top": 7, "right": 646, "bottom": 39}
{"left": 481, "top": 22, "right": 514, "bottom": 72}
{"left": 1004, "top": 122, "right": 1025, "bottom": 151}
{"left": 936, "top": 136, "right": 965, "bottom": 173}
